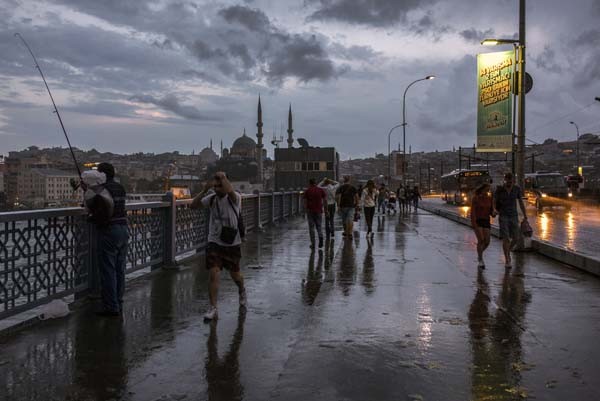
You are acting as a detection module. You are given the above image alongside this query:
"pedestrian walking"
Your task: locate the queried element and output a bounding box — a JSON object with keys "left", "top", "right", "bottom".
{"left": 318, "top": 177, "right": 339, "bottom": 239}
{"left": 191, "top": 172, "right": 246, "bottom": 321}
{"left": 336, "top": 176, "right": 359, "bottom": 239}
{"left": 471, "top": 183, "right": 496, "bottom": 269}
{"left": 361, "top": 179, "right": 378, "bottom": 237}
{"left": 412, "top": 186, "right": 422, "bottom": 210}
{"left": 82, "top": 163, "right": 129, "bottom": 317}
{"left": 494, "top": 172, "right": 528, "bottom": 269}
{"left": 377, "top": 184, "right": 387, "bottom": 214}
{"left": 397, "top": 184, "right": 407, "bottom": 213}
{"left": 304, "top": 178, "right": 327, "bottom": 249}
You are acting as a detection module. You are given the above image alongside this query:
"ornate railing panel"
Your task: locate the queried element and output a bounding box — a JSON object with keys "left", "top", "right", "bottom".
{"left": 283, "top": 193, "right": 291, "bottom": 217}
{"left": 175, "top": 202, "right": 208, "bottom": 256}
{"left": 260, "top": 195, "right": 272, "bottom": 226}
{"left": 0, "top": 209, "right": 90, "bottom": 319}
{"left": 241, "top": 195, "right": 258, "bottom": 231}
{"left": 126, "top": 205, "right": 166, "bottom": 272}
{"left": 273, "top": 193, "right": 282, "bottom": 222}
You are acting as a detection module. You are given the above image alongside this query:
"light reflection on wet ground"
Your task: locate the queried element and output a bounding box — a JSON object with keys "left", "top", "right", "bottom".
{"left": 424, "top": 198, "right": 600, "bottom": 256}
{"left": 1, "top": 212, "right": 600, "bottom": 401}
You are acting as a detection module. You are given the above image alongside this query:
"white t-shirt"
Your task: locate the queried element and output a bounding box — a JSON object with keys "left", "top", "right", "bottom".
{"left": 361, "top": 188, "right": 379, "bottom": 208}
{"left": 201, "top": 191, "right": 242, "bottom": 247}
{"left": 319, "top": 183, "right": 340, "bottom": 205}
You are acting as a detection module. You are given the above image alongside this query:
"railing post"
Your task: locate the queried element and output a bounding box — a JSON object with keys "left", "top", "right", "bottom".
{"left": 271, "top": 191, "right": 276, "bottom": 224}
{"left": 256, "top": 194, "right": 262, "bottom": 230}
{"left": 162, "top": 192, "right": 177, "bottom": 268}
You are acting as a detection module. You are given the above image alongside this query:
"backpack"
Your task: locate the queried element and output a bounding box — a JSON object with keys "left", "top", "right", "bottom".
{"left": 84, "top": 184, "right": 114, "bottom": 227}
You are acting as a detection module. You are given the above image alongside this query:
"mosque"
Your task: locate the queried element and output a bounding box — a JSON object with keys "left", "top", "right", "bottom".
{"left": 206, "top": 96, "right": 295, "bottom": 191}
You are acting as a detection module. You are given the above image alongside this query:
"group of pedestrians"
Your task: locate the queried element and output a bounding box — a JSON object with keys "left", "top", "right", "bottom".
{"left": 376, "top": 184, "right": 422, "bottom": 214}
{"left": 470, "top": 172, "right": 528, "bottom": 269}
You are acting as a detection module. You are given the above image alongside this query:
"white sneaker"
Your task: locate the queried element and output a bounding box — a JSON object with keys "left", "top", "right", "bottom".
{"left": 203, "top": 306, "right": 218, "bottom": 321}
{"left": 239, "top": 289, "right": 247, "bottom": 308}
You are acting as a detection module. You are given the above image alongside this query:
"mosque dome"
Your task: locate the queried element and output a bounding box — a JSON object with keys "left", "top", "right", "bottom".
{"left": 199, "top": 147, "right": 218, "bottom": 164}
{"left": 231, "top": 129, "right": 256, "bottom": 157}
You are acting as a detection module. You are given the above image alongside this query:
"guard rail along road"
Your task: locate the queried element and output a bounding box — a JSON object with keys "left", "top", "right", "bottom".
{"left": 0, "top": 192, "right": 305, "bottom": 321}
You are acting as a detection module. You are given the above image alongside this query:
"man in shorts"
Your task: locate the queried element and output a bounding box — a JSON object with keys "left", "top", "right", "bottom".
{"left": 495, "top": 172, "right": 528, "bottom": 269}
{"left": 336, "top": 176, "right": 359, "bottom": 239}
{"left": 191, "top": 171, "right": 246, "bottom": 321}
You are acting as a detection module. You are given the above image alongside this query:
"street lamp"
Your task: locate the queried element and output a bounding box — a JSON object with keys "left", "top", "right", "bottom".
{"left": 387, "top": 123, "right": 403, "bottom": 185}
{"left": 570, "top": 121, "right": 580, "bottom": 175}
{"left": 480, "top": 0, "right": 527, "bottom": 188}
{"left": 402, "top": 75, "right": 435, "bottom": 186}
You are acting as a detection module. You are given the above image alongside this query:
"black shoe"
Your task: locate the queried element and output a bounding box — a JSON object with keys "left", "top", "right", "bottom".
{"left": 96, "top": 310, "right": 120, "bottom": 317}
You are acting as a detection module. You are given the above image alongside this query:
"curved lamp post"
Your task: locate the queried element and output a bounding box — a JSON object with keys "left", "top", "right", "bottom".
{"left": 402, "top": 75, "right": 435, "bottom": 186}
{"left": 570, "top": 121, "right": 580, "bottom": 174}
{"left": 387, "top": 123, "right": 403, "bottom": 185}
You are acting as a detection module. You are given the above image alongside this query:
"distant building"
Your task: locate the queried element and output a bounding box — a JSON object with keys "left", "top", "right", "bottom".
{"left": 18, "top": 168, "right": 81, "bottom": 208}
{"left": 0, "top": 171, "right": 4, "bottom": 193}
{"left": 273, "top": 107, "right": 338, "bottom": 190}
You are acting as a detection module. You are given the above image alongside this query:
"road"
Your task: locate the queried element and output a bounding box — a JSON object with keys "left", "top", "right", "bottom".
{"left": 421, "top": 197, "right": 600, "bottom": 258}
{"left": 1, "top": 212, "right": 600, "bottom": 401}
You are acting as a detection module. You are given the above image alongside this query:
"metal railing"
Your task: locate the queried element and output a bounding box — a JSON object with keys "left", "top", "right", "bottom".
{"left": 0, "top": 192, "right": 304, "bottom": 320}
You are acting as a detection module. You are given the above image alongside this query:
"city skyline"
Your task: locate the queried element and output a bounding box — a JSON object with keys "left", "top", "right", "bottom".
{"left": 1, "top": 0, "right": 599, "bottom": 160}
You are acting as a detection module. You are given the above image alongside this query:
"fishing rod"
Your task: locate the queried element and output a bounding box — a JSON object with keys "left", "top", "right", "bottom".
{"left": 14, "top": 33, "right": 82, "bottom": 178}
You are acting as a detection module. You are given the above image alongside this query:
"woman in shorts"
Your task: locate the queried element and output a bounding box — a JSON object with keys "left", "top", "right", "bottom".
{"left": 471, "top": 183, "right": 496, "bottom": 269}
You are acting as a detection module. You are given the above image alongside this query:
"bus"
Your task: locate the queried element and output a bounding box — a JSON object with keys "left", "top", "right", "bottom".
{"left": 441, "top": 169, "right": 491, "bottom": 205}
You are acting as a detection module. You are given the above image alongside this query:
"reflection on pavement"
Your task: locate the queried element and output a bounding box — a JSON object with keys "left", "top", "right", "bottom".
{"left": 205, "top": 309, "right": 246, "bottom": 401}
{"left": 469, "top": 265, "right": 532, "bottom": 401}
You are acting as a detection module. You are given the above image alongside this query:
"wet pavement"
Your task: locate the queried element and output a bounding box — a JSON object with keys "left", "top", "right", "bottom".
{"left": 1, "top": 211, "right": 600, "bottom": 401}
{"left": 422, "top": 197, "right": 600, "bottom": 258}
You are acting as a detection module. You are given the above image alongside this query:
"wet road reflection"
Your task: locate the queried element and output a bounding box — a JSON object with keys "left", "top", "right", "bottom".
{"left": 468, "top": 264, "right": 532, "bottom": 400}
{"left": 303, "top": 250, "right": 324, "bottom": 305}
{"left": 205, "top": 309, "right": 246, "bottom": 401}
{"left": 424, "top": 198, "right": 600, "bottom": 256}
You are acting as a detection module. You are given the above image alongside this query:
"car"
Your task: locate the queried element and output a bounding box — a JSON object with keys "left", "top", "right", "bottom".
{"left": 524, "top": 172, "right": 573, "bottom": 211}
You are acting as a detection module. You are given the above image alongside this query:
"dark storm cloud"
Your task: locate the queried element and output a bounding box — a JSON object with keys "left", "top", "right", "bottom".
{"left": 533, "top": 46, "right": 562, "bottom": 73}
{"left": 129, "top": 94, "right": 221, "bottom": 121}
{"left": 570, "top": 29, "right": 600, "bottom": 84}
{"left": 266, "top": 35, "right": 337, "bottom": 84}
{"left": 459, "top": 28, "right": 494, "bottom": 43}
{"left": 306, "top": 0, "right": 434, "bottom": 28}
{"left": 218, "top": 5, "right": 270, "bottom": 32}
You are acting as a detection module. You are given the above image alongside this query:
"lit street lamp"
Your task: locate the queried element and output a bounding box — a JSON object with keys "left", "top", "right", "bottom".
{"left": 402, "top": 75, "right": 435, "bottom": 186}
{"left": 387, "top": 123, "right": 403, "bottom": 185}
{"left": 570, "top": 121, "right": 580, "bottom": 174}
{"left": 480, "top": 0, "right": 527, "bottom": 188}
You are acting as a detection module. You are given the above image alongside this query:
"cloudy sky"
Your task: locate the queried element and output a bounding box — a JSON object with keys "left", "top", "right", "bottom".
{"left": 0, "top": 0, "right": 599, "bottom": 159}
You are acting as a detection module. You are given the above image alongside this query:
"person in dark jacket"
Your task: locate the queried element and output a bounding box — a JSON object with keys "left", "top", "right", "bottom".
{"left": 94, "top": 162, "right": 129, "bottom": 317}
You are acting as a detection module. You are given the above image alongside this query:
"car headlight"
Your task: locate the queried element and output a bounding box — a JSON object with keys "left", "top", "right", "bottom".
{"left": 541, "top": 193, "right": 547, "bottom": 198}
{"left": 568, "top": 192, "right": 573, "bottom": 198}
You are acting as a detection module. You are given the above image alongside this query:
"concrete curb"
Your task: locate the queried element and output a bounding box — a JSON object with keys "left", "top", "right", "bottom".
{"left": 420, "top": 203, "right": 600, "bottom": 278}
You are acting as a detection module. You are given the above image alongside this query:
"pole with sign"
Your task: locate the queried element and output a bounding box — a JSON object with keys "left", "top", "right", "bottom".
{"left": 476, "top": 50, "right": 515, "bottom": 153}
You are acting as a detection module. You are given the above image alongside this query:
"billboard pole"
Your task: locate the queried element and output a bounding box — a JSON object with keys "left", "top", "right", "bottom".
{"left": 516, "top": 0, "right": 526, "bottom": 188}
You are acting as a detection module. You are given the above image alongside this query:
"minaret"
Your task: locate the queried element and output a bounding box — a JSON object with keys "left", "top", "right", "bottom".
{"left": 287, "top": 103, "right": 294, "bottom": 148}
{"left": 210, "top": 138, "right": 213, "bottom": 150}
{"left": 256, "top": 95, "right": 264, "bottom": 183}
{"left": 220, "top": 140, "right": 223, "bottom": 157}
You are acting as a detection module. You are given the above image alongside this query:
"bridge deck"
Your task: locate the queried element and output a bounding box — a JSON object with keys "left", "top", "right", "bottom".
{"left": 2, "top": 210, "right": 600, "bottom": 401}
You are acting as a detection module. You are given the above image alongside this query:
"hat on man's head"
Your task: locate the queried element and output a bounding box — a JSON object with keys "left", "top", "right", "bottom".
{"left": 97, "top": 162, "right": 115, "bottom": 179}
